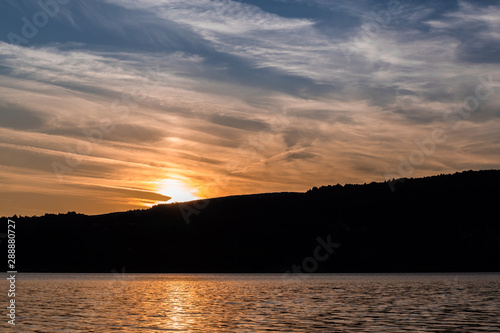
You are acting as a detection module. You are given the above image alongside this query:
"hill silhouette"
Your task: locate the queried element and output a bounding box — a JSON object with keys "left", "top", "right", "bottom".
{"left": 2, "top": 169, "right": 500, "bottom": 273}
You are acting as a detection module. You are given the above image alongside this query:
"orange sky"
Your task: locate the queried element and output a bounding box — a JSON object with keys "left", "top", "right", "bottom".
{"left": 1, "top": 0, "right": 500, "bottom": 216}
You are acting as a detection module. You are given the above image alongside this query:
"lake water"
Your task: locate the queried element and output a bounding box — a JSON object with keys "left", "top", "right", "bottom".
{"left": 1, "top": 273, "right": 499, "bottom": 332}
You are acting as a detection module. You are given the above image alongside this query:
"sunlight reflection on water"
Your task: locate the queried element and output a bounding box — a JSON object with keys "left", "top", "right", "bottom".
{"left": 2, "top": 273, "right": 500, "bottom": 332}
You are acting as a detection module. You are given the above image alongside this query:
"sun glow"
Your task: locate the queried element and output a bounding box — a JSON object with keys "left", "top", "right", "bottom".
{"left": 156, "top": 179, "right": 201, "bottom": 203}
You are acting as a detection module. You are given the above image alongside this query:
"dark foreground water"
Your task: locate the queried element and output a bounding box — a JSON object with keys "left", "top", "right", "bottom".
{"left": 1, "top": 273, "right": 499, "bottom": 332}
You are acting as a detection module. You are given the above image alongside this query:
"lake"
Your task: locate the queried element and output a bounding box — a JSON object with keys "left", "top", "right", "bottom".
{"left": 2, "top": 273, "right": 499, "bottom": 332}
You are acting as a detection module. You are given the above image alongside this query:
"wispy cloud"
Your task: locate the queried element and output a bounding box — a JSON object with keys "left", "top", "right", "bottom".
{"left": 0, "top": 0, "right": 499, "bottom": 215}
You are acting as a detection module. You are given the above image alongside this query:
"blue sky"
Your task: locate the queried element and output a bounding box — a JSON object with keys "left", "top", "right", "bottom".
{"left": 0, "top": 0, "right": 499, "bottom": 215}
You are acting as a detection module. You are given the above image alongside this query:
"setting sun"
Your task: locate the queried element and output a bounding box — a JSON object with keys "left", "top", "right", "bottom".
{"left": 156, "top": 179, "right": 201, "bottom": 203}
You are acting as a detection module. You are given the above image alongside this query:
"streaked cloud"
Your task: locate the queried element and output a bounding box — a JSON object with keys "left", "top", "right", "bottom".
{"left": 0, "top": 0, "right": 499, "bottom": 216}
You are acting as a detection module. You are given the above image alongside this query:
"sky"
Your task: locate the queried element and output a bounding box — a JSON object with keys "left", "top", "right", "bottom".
{"left": 0, "top": 0, "right": 499, "bottom": 216}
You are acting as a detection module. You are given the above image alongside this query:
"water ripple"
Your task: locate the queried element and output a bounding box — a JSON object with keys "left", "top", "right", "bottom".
{"left": 1, "top": 273, "right": 499, "bottom": 332}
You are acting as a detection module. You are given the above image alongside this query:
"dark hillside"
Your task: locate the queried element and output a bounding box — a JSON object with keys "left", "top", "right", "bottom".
{"left": 3, "top": 170, "right": 500, "bottom": 273}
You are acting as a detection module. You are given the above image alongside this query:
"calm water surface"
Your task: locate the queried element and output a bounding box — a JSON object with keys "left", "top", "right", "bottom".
{"left": 1, "top": 273, "right": 499, "bottom": 332}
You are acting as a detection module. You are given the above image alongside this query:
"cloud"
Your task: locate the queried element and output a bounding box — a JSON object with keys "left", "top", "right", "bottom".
{"left": 44, "top": 124, "right": 167, "bottom": 144}
{"left": 99, "top": 0, "right": 351, "bottom": 84}
{"left": 0, "top": 100, "right": 45, "bottom": 130}
{"left": 73, "top": 183, "right": 172, "bottom": 202}
{"left": 104, "top": 0, "right": 314, "bottom": 34}
{"left": 285, "top": 151, "right": 317, "bottom": 161}
{"left": 424, "top": 1, "right": 500, "bottom": 64}
{"left": 0, "top": 0, "right": 500, "bottom": 216}
{"left": 208, "top": 114, "right": 270, "bottom": 132}
{"left": 289, "top": 109, "right": 354, "bottom": 123}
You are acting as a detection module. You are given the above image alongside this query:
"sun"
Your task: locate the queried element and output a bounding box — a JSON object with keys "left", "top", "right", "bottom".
{"left": 156, "top": 179, "right": 201, "bottom": 203}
